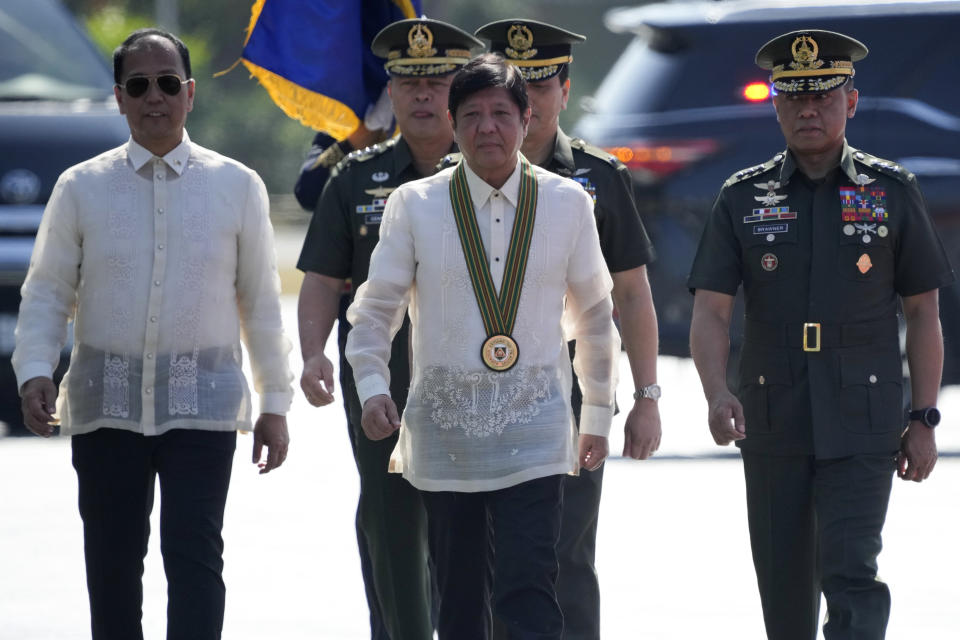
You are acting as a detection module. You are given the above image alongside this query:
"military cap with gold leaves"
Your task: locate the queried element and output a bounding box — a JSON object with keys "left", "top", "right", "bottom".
{"left": 474, "top": 19, "right": 585, "bottom": 81}
{"left": 756, "top": 29, "right": 868, "bottom": 94}
{"left": 371, "top": 18, "right": 483, "bottom": 77}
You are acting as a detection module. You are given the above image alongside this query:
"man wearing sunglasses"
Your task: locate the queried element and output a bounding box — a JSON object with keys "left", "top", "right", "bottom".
{"left": 13, "top": 28, "right": 293, "bottom": 640}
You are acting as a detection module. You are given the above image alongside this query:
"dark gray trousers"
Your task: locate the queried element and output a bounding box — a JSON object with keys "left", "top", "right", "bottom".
{"left": 742, "top": 451, "right": 896, "bottom": 640}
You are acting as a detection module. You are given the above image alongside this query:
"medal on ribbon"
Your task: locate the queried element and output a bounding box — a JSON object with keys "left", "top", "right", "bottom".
{"left": 449, "top": 158, "right": 538, "bottom": 372}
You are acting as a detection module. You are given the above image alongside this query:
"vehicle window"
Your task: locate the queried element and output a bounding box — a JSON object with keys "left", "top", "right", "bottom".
{"left": 0, "top": 0, "right": 114, "bottom": 101}
{"left": 589, "top": 38, "right": 680, "bottom": 114}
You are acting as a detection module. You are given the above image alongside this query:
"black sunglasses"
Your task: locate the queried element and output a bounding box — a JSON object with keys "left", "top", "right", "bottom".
{"left": 118, "top": 75, "right": 191, "bottom": 98}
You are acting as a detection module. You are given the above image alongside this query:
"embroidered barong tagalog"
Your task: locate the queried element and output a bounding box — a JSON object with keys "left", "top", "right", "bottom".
{"left": 449, "top": 158, "right": 539, "bottom": 372}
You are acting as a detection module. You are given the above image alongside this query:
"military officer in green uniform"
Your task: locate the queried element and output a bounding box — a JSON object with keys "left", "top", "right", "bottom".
{"left": 688, "top": 30, "right": 954, "bottom": 640}
{"left": 297, "top": 18, "right": 483, "bottom": 640}
{"left": 473, "top": 20, "right": 661, "bottom": 640}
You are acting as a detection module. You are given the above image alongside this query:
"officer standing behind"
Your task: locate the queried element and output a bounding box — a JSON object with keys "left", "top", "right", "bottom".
{"left": 296, "top": 19, "right": 483, "bottom": 640}
{"left": 688, "top": 30, "right": 954, "bottom": 639}
{"left": 474, "top": 20, "right": 661, "bottom": 640}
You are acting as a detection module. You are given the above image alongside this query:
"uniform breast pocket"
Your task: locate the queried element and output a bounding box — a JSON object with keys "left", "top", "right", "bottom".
{"left": 742, "top": 222, "right": 799, "bottom": 283}
{"left": 839, "top": 351, "right": 904, "bottom": 434}
{"left": 738, "top": 349, "right": 793, "bottom": 434}
{"left": 837, "top": 229, "right": 894, "bottom": 284}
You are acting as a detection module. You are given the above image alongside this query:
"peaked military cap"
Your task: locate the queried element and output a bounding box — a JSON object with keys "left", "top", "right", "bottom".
{"left": 474, "top": 19, "right": 585, "bottom": 81}
{"left": 756, "top": 29, "right": 868, "bottom": 94}
{"left": 372, "top": 18, "right": 483, "bottom": 77}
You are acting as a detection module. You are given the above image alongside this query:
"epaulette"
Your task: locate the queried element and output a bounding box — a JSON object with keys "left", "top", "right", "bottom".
{"left": 437, "top": 152, "right": 462, "bottom": 171}
{"left": 849, "top": 147, "right": 913, "bottom": 183}
{"left": 335, "top": 137, "right": 400, "bottom": 173}
{"left": 569, "top": 137, "right": 620, "bottom": 167}
{"left": 724, "top": 151, "right": 786, "bottom": 187}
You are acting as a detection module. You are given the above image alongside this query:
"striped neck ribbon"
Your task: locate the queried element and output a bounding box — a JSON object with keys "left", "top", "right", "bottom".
{"left": 448, "top": 158, "right": 539, "bottom": 338}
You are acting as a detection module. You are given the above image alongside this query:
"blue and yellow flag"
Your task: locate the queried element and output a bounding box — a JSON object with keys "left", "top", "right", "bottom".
{"left": 239, "top": 0, "right": 420, "bottom": 139}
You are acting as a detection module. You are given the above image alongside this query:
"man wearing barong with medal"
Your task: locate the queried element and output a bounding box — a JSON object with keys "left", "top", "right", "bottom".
{"left": 346, "top": 53, "right": 619, "bottom": 639}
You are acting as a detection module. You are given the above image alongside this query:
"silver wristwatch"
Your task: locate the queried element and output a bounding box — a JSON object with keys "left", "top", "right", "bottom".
{"left": 633, "top": 384, "right": 661, "bottom": 402}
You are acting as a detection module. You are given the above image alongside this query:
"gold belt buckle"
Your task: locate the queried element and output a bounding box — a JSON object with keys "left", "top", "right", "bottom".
{"left": 803, "top": 322, "right": 821, "bottom": 352}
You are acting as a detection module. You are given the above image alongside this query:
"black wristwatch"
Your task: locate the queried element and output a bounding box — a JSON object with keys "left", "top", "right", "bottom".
{"left": 909, "top": 407, "right": 941, "bottom": 428}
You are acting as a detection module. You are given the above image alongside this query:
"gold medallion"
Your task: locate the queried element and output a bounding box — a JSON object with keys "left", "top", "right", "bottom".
{"left": 482, "top": 334, "right": 519, "bottom": 372}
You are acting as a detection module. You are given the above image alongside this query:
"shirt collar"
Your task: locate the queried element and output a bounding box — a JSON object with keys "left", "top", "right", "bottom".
{"left": 778, "top": 138, "right": 856, "bottom": 185}
{"left": 549, "top": 129, "right": 575, "bottom": 173}
{"left": 462, "top": 155, "right": 523, "bottom": 210}
{"left": 126, "top": 130, "right": 192, "bottom": 175}
{"left": 838, "top": 140, "right": 860, "bottom": 183}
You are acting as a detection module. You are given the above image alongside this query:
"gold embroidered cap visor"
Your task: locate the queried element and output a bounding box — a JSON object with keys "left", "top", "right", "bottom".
{"left": 371, "top": 18, "right": 484, "bottom": 77}
{"left": 475, "top": 19, "right": 585, "bottom": 81}
{"left": 755, "top": 29, "right": 868, "bottom": 94}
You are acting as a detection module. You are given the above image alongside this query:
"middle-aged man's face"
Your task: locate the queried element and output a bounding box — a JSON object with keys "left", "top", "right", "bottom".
{"left": 389, "top": 75, "right": 454, "bottom": 142}
{"left": 772, "top": 84, "right": 857, "bottom": 158}
{"left": 524, "top": 75, "right": 569, "bottom": 145}
{"left": 452, "top": 86, "right": 530, "bottom": 176}
{"left": 114, "top": 35, "right": 194, "bottom": 156}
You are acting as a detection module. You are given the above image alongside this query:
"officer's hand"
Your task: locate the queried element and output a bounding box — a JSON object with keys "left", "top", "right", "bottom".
{"left": 361, "top": 394, "right": 401, "bottom": 441}
{"left": 707, "top": 390, "right": 746, "bottom": 446}
{"left": 300, "top": 353, "right": 336, "bottom": 407}
{"left": 579, "top": 434, "right": 609, "bottom": 471}
{"left": 623, "top": 399, "right": 661, "bottom": 460}
{"left": 20, "top": 376, "right": 58, "bottom": 438}
{"left": 252, "top": 413, "right": 289, "bottom": 474}
{"left": 898, "top": 422, "right": 937, "bottom": 482}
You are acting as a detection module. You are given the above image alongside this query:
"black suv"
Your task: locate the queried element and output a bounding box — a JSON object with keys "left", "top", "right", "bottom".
{"left": 574, "top": 0, "right": 960, "bottom": 382}
{"left": 0, "top": 0, "right": 129, "bottom": 433}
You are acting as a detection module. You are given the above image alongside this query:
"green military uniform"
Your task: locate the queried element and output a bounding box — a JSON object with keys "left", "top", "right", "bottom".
{"left": 297, "top": 18, "right": 482, "bottom": 640}
{"left": 688, "top": 30, "right": 954, "bottom": 640}
{"left": 473, "top": 19, "right": 656, "bottom": 640}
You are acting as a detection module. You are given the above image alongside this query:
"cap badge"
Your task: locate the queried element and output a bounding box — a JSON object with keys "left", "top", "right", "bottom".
{"left": 506, "top": 24, "right": 537, "bottom": 60}
{"left": 790, "top": 35, "right": 824, "bottom": 71}
{"left": 407, "top": 24, "right": 437, "bottom": 58}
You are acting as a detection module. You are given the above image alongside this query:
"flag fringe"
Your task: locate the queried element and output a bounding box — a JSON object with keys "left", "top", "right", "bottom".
{"left": 241, "top": 59, "right": 359, "bottom": 138}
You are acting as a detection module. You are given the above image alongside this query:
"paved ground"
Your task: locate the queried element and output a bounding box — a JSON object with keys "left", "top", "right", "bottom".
{"left": 2, "top": 294, "right": 958, "bottom": 639}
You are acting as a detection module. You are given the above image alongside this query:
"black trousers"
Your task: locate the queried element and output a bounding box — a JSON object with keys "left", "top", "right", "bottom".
{"left": 742, "top": 451, "right": 896, "bottom": 640}
{"left": 422, "top": 475, "right": 565, "bottom": 640}
{"left": 71, "top": 427, "right": 236, "bottom": 640}
{"left": 555, "top": 464, "right": 603, "bottom": 640}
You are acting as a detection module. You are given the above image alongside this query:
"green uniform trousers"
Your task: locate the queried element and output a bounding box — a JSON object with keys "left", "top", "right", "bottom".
{"left": 742, "top": 451, "right": 896, "bottom": 640}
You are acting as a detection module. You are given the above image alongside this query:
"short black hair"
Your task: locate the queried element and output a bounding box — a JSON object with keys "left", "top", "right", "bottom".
{"left": 557, "top": 63, "right": 569, "bottom": 85}
{"left": 113, "top": 28, "right": 191, "bottom": 84}
{"left": 448, "top": 53, "right": 528, "bottom": 124}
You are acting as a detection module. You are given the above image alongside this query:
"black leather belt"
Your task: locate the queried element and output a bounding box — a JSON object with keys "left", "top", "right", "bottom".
{"left": 744, "top": 317, "right": 899, "bottom": 352}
